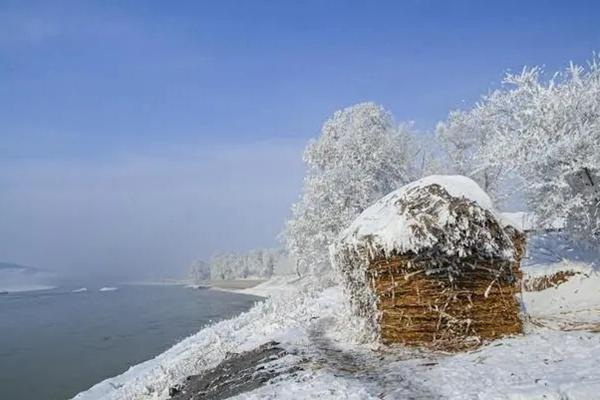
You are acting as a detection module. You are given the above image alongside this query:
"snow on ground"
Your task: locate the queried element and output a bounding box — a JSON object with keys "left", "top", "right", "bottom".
{"left": 236, "top": 275, "right": 300, "bottom": 297}
{"left": 99, "top": 287, "right": 119, "bottom": 292}
{"left": 0, "top": 284, "right": 56, "bottom": 293}
{"left": 237, "top": 327, "right": 600, "bottom": 400}
{"left": 524, "top": 272, "right": 600, "bottom": 331}
{"left": 75, "top": 232, "right": 600, "bottom": 400}
{"left": 522, "top": 232, "right": 600, "bottom": 331}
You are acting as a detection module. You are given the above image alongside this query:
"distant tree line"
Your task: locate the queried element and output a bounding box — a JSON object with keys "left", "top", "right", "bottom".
{"left": 189, "top": 248, "right": 294, "bottom": 283}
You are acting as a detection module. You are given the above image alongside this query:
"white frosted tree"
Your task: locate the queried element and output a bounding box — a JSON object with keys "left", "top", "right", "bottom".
{"left": 189, "top": 260, "right": 210, "bottom": 283}
{"left": 411, "top": 130, "right": 445, "bottom": 178}
{"left": 436, "top": 105, "right": 508, "bottom": 203}
{"left": 456, "top": 59, "right": 600, "bottom": 242}
{"left": 283, "top": 102, "right": 415, "bottom": 283}
{"left": 207, "top": 248, "right": 290, "bottom": 279}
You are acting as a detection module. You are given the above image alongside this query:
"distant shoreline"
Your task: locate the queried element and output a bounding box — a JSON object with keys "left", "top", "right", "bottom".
{"left": 204, "top": 279, "right": 267, "bottom": 290}
{"left": 0, "top": 285, "right": 56, "bottom": 294}
{"left": 125, "top": 279, "right": 267, "bottom": 291}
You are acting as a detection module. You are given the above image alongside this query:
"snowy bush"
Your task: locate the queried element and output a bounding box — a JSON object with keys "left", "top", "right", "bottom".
{"left": 283, "top": 102, "right": 415, "bottom": 283}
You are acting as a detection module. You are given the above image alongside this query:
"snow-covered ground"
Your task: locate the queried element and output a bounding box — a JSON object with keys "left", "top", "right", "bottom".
{"left": 75, "top": 233, "right": 600, "bottom": 400}
{"left": 99, "top": 286, "right": 119, "bottom": 292}
{"left": 0, "top": 284, "right": 56, "bottom": 293}
{"left": 522, "top": 232, "right": 600, "bottom": 332}
{"left": 236, "top": 275, "right": 300, "bottom": 297}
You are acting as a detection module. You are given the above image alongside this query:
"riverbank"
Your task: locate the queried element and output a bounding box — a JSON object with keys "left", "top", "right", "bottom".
{"left": 74, "top": 233, "right": 600, "bottom": 400}
{"left": 204, "top": 279, "right": 267, "bottom": 290}
{"left": 74, "top": 272, "right": 600, "bottom": 400}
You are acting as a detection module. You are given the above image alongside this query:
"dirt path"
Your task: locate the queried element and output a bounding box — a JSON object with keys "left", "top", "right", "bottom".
{"left": 305, "top": 317, "right": 439, "bottom": 399}
{"left": 169, "top": 317, "right": 441, "bottom": 399}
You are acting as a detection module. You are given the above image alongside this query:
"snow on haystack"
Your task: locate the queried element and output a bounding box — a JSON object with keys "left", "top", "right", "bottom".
{"left": 335, "top": 175, "right": 514, "bottom": 260}
{"left": 331, "top": 175, "right": 523, "bottom": 350}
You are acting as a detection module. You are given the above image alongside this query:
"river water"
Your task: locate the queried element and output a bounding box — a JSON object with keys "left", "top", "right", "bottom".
{"left": 0, "top": 285, "right": 260, "bottom": 400}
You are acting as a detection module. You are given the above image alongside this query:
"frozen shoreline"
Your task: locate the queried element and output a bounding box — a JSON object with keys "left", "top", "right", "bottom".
{"left": 73, "top": 269, "right": 600, "bottom": 400}
{"left": 205, "top": 279, "right": 268, "bottom": 290}
{"left": 74, "top": 234, "right": 600, "bottom": 400}
{"left": 0, "top": 284, "right": 56, "bottom": 293}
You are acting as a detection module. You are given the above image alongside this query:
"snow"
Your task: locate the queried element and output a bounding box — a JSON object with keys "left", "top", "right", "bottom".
{"left": 500, "top": 211, "right": 536, "bottom": 231}
{"left": 335, "top": 175, "right": 510, "bottom": 260}
{"left": 499, "top": 212, "right": 566, "bottom": 232}
{"left": 74, "top": 283, "right": 600, "bottom": 400}
{"left": 231, "top": 329, "right": 600, "bottom": 400}
{"left": 99, "top": 287, "right": 118, "bottom": 292}
{"left": 75, "top": 230, "right": 600, "bottom": 400}
{"left": 0, "top": 284, "right": 55, "bottom": 293}
{"left": 408, "top": 175, "right": 496, "bottom": 211}
{"left": 236, "top": 275, "right": 300, "bottom": 297}
{"left": 524, "top": 271, "right": 600, "bottom": 329}
{"left": 521, "top": 232, "right": 600, "bottom": 330}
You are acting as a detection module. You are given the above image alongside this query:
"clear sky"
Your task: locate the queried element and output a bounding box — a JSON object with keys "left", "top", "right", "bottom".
{"left": 1, "top": 0, "right": 599, "bottom": 280}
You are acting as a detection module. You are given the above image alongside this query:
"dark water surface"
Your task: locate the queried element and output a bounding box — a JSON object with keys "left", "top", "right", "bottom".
{"left": 0, "top": 285, "right": 260, "bottom": 400}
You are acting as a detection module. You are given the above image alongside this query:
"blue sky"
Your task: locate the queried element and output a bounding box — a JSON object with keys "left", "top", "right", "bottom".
{"left": 1, "top": 0, "right": 599, "bottom": 279}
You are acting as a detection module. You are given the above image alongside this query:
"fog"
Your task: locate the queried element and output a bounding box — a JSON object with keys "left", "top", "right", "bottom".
{"left": 0, "top": 140, "right": 305, "bottom": 282}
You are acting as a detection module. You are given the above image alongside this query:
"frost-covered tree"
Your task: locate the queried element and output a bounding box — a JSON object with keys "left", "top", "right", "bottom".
{"left": 208, "top": 248, "right": 292, "bottom": 280}
{"left": 455, "top": 58, "right": 600, "bottom": 242}
{"left": 411, "top": 130, "right": 445, "bottom": 178}
{"left": 436, "top": 106, "right": 507, "bottom": 203}
{"left": 283, "top": 102, "right": 415, "bottom": 282}
{"left": 189, "top": 260, "right": 210, "bottom": 283}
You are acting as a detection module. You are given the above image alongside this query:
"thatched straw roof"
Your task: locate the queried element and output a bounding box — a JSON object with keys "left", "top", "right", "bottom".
{"left": 334, "top": 175, "right": 516, "bottom": 265}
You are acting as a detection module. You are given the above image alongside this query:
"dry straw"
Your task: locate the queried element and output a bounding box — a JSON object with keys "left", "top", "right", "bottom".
{"left": 333, "top": 182, "right": 526, "bottom": 352}
{"left": 523, "top": 270, "right": 580, "bottom": 291}
{"left": 369, "top": 252, "right": 523, "bottom": 351}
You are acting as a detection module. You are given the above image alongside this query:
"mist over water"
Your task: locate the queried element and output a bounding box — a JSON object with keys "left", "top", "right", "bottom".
{"left": 0, "top": 141, "right": 304, "bottom": 282}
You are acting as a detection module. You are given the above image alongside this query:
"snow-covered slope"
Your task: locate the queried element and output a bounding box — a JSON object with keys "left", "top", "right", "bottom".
{"left": 236, "top": 274, "right": 300, "bottom": 297}
{"left": 75, "top": 281, "right": 600, "bottom": 400}
{"left": 75, "top": 230, "right": 600, "bottom": 400}
{"left": 73, "top": 284, "right": 341, "bottom": 400}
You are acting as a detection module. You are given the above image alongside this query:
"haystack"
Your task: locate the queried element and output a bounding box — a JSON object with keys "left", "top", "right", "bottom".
{"left": 331, "top": 175, "right": 524, "bottom": 351}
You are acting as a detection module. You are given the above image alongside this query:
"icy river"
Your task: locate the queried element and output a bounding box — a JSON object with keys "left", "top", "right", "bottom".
{"left": 0, "top": 285, "right": 260, "bottom": 400}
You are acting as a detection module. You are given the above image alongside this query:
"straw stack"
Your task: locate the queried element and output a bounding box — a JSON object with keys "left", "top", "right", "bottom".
{"left": 368, "top": 255, "right": 522, "bottom": 351}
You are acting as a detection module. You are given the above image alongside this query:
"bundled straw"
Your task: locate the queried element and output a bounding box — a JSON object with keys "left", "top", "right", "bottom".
{"left": 369, "top": 255, "right": 522, "bottom": 351}
{"left": 331, "top": 180, "right": 526, "bottom": 351}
